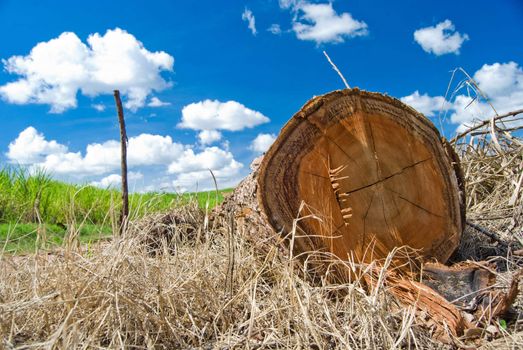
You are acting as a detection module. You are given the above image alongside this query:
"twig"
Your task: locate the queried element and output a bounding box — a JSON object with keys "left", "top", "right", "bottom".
{"left": 323, "top": 50, "right": 350, "bottom": 89}
{"left": 466, "top": 220, "right": 509, "bottom": 248}
{"left": 226, "top": 213, "right": 235, "bottom": 299}
{"left": 208, "top": 169, "right": 219, "bottom": 210}
{"left": 114, "top": 90, "right": 129, "bottom": 236}
{"left": 451, "top": 108, "right": 523, "bottom": 144}
{"left": 471, "top": 125, "right": 523, "bottom": 136}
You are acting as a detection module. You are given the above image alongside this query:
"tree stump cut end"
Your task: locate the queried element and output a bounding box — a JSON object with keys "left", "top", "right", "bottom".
{"left": 257, "top": 89, "right": 464, "bottom": 264}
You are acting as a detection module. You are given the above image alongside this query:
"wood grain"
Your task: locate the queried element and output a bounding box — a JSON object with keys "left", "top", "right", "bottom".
{"left": 257, "top": 89, "right": 465, "bottom": 264}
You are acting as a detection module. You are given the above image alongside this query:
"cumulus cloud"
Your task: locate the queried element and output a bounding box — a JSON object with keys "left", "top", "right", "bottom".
{"left": 401, "top": 61, "right": 523, "bottom": 131}
{"left": 127, "top": 134, "right": 185, "bottom": 166}
{"left": 242, "top": 8, "right": 257, "bottom": 35}
{"left": 414, "top": 20, "right": 469, "bottom": 55}
{"left": 179, "top": 99, "right": 269, "bottom": 131}
{"left": 450, "top": 62, "right": 523, "bottom": 127}
{"left": 147, "top": 96, "right": 171, "bottom": 107}
{"left": 474, "top": 61, "right": 523, "bottom": 98}
{"left": 6, "top": 127, "right": 185, "bottom": 175}
{"left": 198, "top": 130, "right": 222, "bottom": 145}
{"left": 168, "top": 147, "right": 241, "bottom": 174}
{"left": 91, "top": 174, "right": 122, "bottom": 188}
{"left": 250, "top": 133, "right": 277, "bottom": 153}
{"left": 168, "top": 147, "right": 243, "bottom": 189}
{"left": 6, "top": 127, "right": 67, "bottom": 164}
{"left": 268, "top": 24, "right": 282, "bottom": 35}
{"left": 91, "top": 172, "right": 143, "bottom": 188}
{"left": 400, "top": 91, "right": 448, "bottom": 117}
{"left": 6, "top": 127, "right": 244, "bottom": 191}
{"left": 282, "top": 1, "right": 367, "bottom": 44}
{"left": 0, "top": 28, "right": 174, "bottom": 112}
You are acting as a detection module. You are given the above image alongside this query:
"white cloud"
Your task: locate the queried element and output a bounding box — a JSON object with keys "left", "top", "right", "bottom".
{"left": 448, "top": 95, "right": 492, "bottom": 129}
{"left": 6, "top": 127, "right": 185, "bottom": 176}
{"left": 147, "top": 96, "right": 171, "bottom": 107}
{"left": 287, "top": 1, "right": 368, "bottom": 44}
{"left": 268, "top": 24, "right": 282, "bottom": 35}
{"left": 250, "top": 133, "right": 277, "bottom": 153}
{"left": 129, "top": 172, "right": 144, "bottom": 181}
{"left": 279, "top": 0, "right": 297, "bottom": 10}
{"left": 128, "top": 134, "right": 185, "bottom": 166}
{"left": 0, "top": 28, "right": 174, "bottom": 112}
{"left": 450, "top": 62, "right": 523, "bottom": 128}
{"left": 6, "top": 126, "right": 67, "bottom": 164}
{"left": 414, "top": 20, "right": 469, "bottom": 55}
{"left": 401, "top": 61, "right": 523, "bottom": 131}
{"left": 91, "top": 174, "right": 122, "bottom": 188}
{"left": 242, "top": 8, "right": 257, "bottom": 35}
{"left": 91, "top": 172, "right": 143, "bottom": 188}
{"left": 400, "top": 91, "right": 448, "bottom": 117}
{"left": 179, "top": 99, "right": 269, "bottom": 131}
{"left": 76, "top": 133, "right": 185, "bottom": 171}
{"left": 474, "top": 61, "right": 523, "bottom": 98}
{"left": 167, "top": 147, "right": 244, "bottom": 189}
{"left": 6, "top": 127, "right": 244, "bottom": 192}
{"left": 92, "top": 103, "right": 106, "bottom": 112}
{"left": 168, "top": 147, "right": 241, "bottom": 174}
{"left": 221, "top": 140, "right": 230, "bottom": 151}
{"left": 198, "top": 130, "right": 222, "bottom": 145}
{"left": 171, "top": 167, "right": 243, "bottom": 190}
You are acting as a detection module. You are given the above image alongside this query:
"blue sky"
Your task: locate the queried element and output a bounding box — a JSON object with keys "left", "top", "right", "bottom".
{"left": 0, "top": 0, "right": 522, "bottom": 191}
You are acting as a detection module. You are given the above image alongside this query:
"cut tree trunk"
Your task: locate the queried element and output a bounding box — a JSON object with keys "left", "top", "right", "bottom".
{"left": 218, "top": 89, "right": 518, "bottom": 342}
{"left": 228, "top": 88, "right": 466, "bottom": 265}
{"left": 221, "top": 88, "right": 467, "bottom": 279}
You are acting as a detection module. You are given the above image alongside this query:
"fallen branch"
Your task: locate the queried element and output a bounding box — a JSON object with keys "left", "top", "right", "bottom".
{"left": 451, "top": 108, "right": 523, "bottom": 144}
{"left": 466, "top": 220, "right": 509, "bottom": 248}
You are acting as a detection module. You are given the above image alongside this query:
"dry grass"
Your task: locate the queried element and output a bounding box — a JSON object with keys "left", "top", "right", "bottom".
{"left": 1, "top": 195, "right": 521, "bottom": 349}
{"left": 1, "top": 112, "right": 522, "bottom": 349}
{"left": 1, "top": 208, "right": 447, "bottom": 349}
{"left": 451, "top": 108, "right": 523, "bottom": 263}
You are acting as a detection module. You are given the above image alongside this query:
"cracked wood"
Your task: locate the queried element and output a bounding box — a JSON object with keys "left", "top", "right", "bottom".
{"left": 257, "top": 89, "right": 465, "bottom": 265}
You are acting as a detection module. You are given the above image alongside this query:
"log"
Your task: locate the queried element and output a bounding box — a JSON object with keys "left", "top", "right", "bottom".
{"left": 218, "top": 89, "right": 518, "bottom": 342}
{"left": 227, "top": 89, "right": 465, "bottom": 265}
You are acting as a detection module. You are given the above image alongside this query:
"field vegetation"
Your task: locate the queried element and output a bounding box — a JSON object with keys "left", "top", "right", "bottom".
{"left": 0, "top": 97, "right": 522, "bottom": 348}
{"left": 0, "top": 167, "right": 230, "bottom": 254}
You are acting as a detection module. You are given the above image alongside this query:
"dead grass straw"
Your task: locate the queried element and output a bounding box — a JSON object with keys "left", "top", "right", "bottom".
{"left": 1, "top": 205, "right": 452, "bottom": 349}
{"left": 1, "top": 94, "right": 522, "bottom": 349}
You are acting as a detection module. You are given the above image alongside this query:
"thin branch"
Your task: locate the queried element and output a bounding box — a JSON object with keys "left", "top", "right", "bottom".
{"left": 323, "top": 50, "right": 350, "bottom": 89}
{"left": 451, "top": 108, "right": 523, "bottom": 144}
{"left": 208, "top": 169, "right": 219, "bottom": 209}
{"left": 471, "top": 125, "right": 523, "bottom": 136}
{"left": 466, "top": 220, "right": 509, "bottom": 248}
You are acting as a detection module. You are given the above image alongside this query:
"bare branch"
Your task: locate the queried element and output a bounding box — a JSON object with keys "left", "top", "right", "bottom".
{"left": 323, "top": 50, "right": 350, "bottom": 89}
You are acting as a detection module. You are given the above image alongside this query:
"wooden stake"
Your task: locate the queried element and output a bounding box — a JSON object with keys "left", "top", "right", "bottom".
{"left": 114, "top": 90, "right": 129, "bottom": 235}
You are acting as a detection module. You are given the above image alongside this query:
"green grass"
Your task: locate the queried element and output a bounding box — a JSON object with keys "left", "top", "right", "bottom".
{"left": 0, "top": 166, "right": 232, "bottom": 253}
{"left": 0, "top": 223, "right": 113, "bottom": 254}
